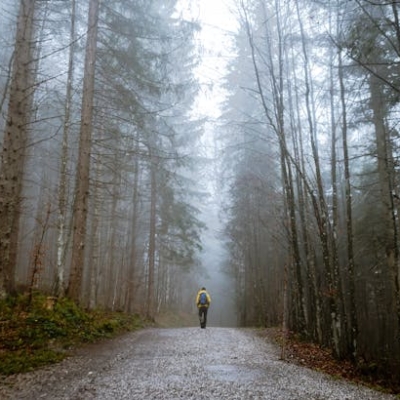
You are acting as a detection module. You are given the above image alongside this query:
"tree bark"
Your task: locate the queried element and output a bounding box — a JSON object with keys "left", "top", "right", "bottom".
{"left": 56, "top": 0, "right": 76, "bottom": 298}
{"left": 126, "top": 134, "right": 140, "bottom": 312}
{"left": 0, "top": 0, "right": 36, "bottom": 298}
{"left": 67, "top": 0, "right": 100, "bottom": 302}
{"left": 338, "top": 45, "right": 358, "bottom": 358}
{"left": 146, "top": 155, "right": 157, "bottom": 319}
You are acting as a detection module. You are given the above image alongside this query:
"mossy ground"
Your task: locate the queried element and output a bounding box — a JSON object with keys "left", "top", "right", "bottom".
{"left": 0, "top": 293, "right": 143, "bottom": 375}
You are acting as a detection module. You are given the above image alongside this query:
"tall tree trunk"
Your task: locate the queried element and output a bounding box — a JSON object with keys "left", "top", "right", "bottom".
{"left": 67, "top": 0, "right": 100, "bottom": 302}
{"left": 391, "top": 0, "right": 400, "bottom": 340}
{"left": 87, "top": 158, "right": 101, "bottom": 309}
{"left": 126, "top": 137, "right": 140, "bottom": 312}
{"left": 328, "top": 10, "right": 348, "bottom": 358}
{"left": 56, "top": 0, "right": 76, "bottom": 297}
{"left": 146, "top": 156, "right": 157, "bottom": 319}
{"left": 0, "top": 0, "right": 36, "bottom": 298}
{"left": 338, "top": 45, "right": 358, "bottom": 358}
{"left": 106, "top": 157, "right": 120, "bottom": 307}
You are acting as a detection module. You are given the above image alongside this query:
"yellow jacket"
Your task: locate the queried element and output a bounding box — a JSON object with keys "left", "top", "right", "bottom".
{"left": 196, "top": 289, "right": 211, "bottom": 308}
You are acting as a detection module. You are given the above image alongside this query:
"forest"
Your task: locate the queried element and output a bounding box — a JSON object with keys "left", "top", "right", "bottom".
{"left": 0, "top": 0, "right": 399, "bottom": 382}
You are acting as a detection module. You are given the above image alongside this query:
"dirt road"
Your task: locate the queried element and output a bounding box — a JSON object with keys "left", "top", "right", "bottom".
{"left": 0, "top": 327, "right": 396, "bottom": 399}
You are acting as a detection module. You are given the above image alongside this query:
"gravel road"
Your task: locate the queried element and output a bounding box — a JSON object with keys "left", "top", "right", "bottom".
{"left": 0, "top": 327, "right": 396, "bottom": 399}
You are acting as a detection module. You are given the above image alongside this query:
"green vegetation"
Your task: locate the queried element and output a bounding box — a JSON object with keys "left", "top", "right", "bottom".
{"left": 0, "top": 293, "right": 143, "bottom": 375}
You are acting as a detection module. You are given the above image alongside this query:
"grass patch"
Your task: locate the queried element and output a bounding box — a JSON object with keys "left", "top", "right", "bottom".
{"left": 0, "top": 293, "right": 143, "bottom": 375}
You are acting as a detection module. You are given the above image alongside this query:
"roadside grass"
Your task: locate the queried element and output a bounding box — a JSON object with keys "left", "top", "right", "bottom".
{"left": 0, "top": 292, "right": 143, "bottom": 375}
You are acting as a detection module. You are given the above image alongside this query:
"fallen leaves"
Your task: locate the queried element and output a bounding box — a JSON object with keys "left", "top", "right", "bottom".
{"left": 261, "top": 328, "right": 399, "bottom": 395}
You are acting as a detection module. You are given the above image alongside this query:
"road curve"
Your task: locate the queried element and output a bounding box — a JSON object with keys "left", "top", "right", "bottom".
{"left": 0, "top": 327, "right": 396, "bottom": 399}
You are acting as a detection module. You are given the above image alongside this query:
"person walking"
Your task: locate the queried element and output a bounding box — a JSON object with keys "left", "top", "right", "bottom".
{"left": 196, "top": 287, "right": 211, "bottom": 328}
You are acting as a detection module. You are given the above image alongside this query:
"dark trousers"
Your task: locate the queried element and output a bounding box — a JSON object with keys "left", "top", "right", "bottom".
{"left": 198, "top": 306, "right": 208, "bottom": 325}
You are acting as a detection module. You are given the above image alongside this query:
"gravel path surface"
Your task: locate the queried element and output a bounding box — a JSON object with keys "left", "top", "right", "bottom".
{"left": 0, "top": 327, "right": 396, "bottom": 399}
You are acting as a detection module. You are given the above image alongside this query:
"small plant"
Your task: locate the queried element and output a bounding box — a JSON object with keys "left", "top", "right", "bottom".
{"left": 0, "top": 349, "right": 65, "bottom": 375}
{"left": 0, "top": 292, "right": 142, "bottom": 375}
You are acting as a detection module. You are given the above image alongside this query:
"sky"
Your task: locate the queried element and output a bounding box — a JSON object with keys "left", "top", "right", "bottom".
{"left": 192, "top": 0, "right": 238, "bottom": 119}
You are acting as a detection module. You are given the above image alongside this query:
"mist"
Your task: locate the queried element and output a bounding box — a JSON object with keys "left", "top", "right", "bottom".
{"left": 196, "top": 196, "right": 236, "bottom": 328}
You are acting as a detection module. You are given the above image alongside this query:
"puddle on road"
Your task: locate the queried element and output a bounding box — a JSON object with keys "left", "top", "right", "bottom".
{"left": 205, "top": 364, "right": 264, "bottom": 382}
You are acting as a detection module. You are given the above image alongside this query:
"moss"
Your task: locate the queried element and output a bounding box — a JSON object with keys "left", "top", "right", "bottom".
{"left": 0, "top": 293, "right": 143, "bottom": 375}
{"left": 0, "top": 349, "right": 65, "bottom": 375}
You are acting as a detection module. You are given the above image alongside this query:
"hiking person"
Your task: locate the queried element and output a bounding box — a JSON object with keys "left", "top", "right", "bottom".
{"left": 196, "top": 287, "right": 211, "bottom": 328}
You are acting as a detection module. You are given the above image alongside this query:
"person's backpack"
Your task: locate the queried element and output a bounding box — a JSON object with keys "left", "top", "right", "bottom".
{"left": 199, "top": 292, "right": 208, "bottom": 306}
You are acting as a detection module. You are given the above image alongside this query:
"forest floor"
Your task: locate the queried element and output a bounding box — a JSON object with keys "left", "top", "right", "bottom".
{"left": 261, "top": 328, "right": 400, "bottom": 396}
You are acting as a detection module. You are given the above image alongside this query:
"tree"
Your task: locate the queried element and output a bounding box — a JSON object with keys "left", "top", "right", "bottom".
{"left": 220, "top": 0, "right": 400, "bottom": 377}
{"left": 0, "top": 0, "right": 37, "bottom": 297}
{"left": 67, "top": 0, "right": 100, "bottom": 302}
{"left": 55, "top": 0, "right": 77, "bottom": 297}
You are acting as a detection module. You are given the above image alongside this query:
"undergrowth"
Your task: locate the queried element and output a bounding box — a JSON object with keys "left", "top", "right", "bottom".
{"left": 0, "top": 292, "right": 143, "bottom": 375}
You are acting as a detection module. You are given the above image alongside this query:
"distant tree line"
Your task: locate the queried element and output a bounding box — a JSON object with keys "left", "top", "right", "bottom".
{"left": 220, "top": 0, "right": 400, "bottom": 378}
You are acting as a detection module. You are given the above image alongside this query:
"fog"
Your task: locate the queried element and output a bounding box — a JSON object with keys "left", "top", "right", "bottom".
{"left": 197, "top": 195, "right": 237, "bottom": 327}
{"left": 185, "top": 0, "right": 238, "bottom": 328}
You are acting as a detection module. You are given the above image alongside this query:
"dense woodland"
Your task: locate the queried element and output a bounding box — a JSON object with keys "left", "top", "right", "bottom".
{"left": 0, "top": 0, "right": 399, "bottom": 380}
{"left": 0, "top": 0, "right": 206, "bottom": 317}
